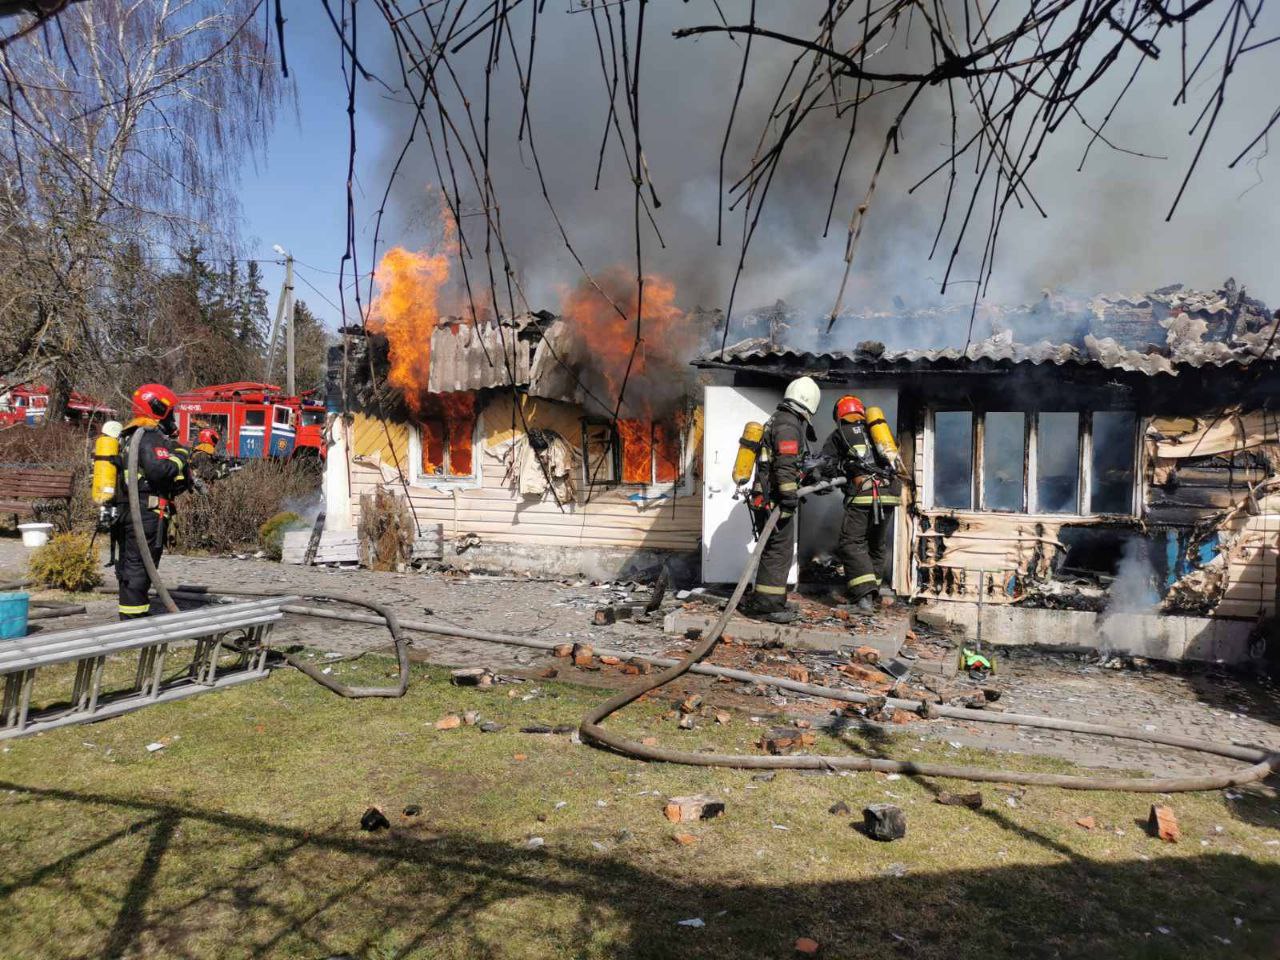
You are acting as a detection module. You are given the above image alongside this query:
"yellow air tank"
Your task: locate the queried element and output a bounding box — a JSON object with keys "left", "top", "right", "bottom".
{"left": 91, "top": 420, "right": 122, "bottom": 505}
{"left": 732, "top": 421, "right": 765, "bottom": 486}
{"left": 865, "top": 407, "right": 898, "bottom": 464}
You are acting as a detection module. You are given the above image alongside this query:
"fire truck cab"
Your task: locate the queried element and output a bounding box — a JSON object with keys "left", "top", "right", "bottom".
{"left": 174, "top": 382, "right": 326, "bottom": 462}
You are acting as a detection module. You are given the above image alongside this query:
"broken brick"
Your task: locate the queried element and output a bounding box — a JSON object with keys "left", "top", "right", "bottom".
{"left": 785, "top": 665, "right": 810, "bottom": 684}
{"left": 641, "top": 736, "right": 658, "bottom": 747}
{"left": 600, "top": 655, "right": 621, "bottom": 666}
{"left": 513, "top": 753, "right": 528, "bottom": 762}
{"left": 715, "top": 711, "right": 731, "bottom": 725}
{"left": 664, "top": 795, "right": 725, "bottom": 823}
{"left": 794, "top": 937, "right": 821, "bottom": 956}
{"left": 841, "top": 662, "right": 889, "bottom": 684}
{"left": 434, "top": 714, "right": 462, "bottom": 730}
{"left": 1076, "top": 816, "right": 1096, "bottom": 830}
{"left": 889, "top": 709, "right": 918, "bottom": 725}
{"left": 678, "top": 715, "right": 696, "bottom": 730}
{"left": 852, "top": 645, "right": 881, "bottom": 664}
{"left": 572, "top": 643, "right": 594, "bottom": 667}
{"left": 552, "top": 643, "right": 573, "bottom": 658}
{"left": 679, "top": 694, "right": 703, "bottom": 714}
{"left": 672, "top": 833, "right": 699, "bottom": 845}
{"left": 794, "top": 718, "right": 811, "bottom": 729}
{"left": 1149, "top": 804, "right": 1179, "bottom": 842}
{"left": 537, "top": 667, "right": 558, "bottom": 679}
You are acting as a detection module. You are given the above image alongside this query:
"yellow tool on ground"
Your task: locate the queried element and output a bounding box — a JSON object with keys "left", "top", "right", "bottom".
{"left": 732, "top": 420, "right": 765, "bottom": 486}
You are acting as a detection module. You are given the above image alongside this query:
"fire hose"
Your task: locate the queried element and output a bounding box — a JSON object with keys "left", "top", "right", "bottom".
{"left": 125, "top": 441, "right": 1279, "bottom": 790}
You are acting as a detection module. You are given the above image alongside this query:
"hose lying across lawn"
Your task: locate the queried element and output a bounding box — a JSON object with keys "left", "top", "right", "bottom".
{"left": 127, "top": 456, "right": 1279, "bottom": 791}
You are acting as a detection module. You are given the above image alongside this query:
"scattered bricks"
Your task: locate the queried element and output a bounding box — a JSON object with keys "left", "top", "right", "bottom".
{"left": 828, "top": 800, "right": 851, "bottom": 816}
{"left": 1076, "top": 816, "right": 1096, "bottom": 830}
{"left": 1149, "top": 804, "right": 1180, "bottom": 842}
{"left": 537, "top": 667, "right": 559, "bottom": 679}
{"left": 863, "top": 804, "right": 907, "bottom": 841}
{"left": 834, "top": 608, "right": 850, "bottom": 622}
{"left": 679, "top": 694, "right": 704, "bottom": 714}
{"left": 463, "top": 711, "right": 481, "bottom": 726}
{"left": 758, "top": 730, "right": 816, "bottom": 755}
{"left": 715, "top": 711, "right": 732, "bottom": 725}
{"left": 664, "top": 795, "right": 725, "bottom": 823}
{"left": 852, "top": 645, "right": 881, "bottom": 664}
{"left": 678, "top": 715, "right": 696, "bottom": 730}
{"left": 904, "top": 630, "right": 917, "bottom": 642}
{"left": 360, "top": 806, "right": 391, "bottom": 831}
{"left": 628, "top": 658, "right": 653, "bottom": 675}
{"left": 794, "top": 937, "right": 821, "bottom": 956}
{"left": 786, "top": 665, "right": 811, "bottom": 684}
{"left": 641, "top": 736, "right": 659, "bottom": 747}
{"left": 553, "top": 643, "right": 574, "bottom": 658}
{"left": 889, "top": 709, "right": 918, "bottom": 725}
{"left": 450, "top": 668, "right": 492, "bottom": 687}
{"left": 600, "top": 655, "right": 622, "bottom": 666}
{"left": 936, "top": 792, "right": 983, "bottom": 809}
{"left": 841, "top": 662, "right": 889, "bottom": 684}
{"left": 434, "top": 714, "right": 462, "bottom": 730}
{"left": 672, "top": 833, "right": 699, "bottom": 845}
{"left": 572, "top": 643, "right": 595, "bottom": 667}
{"left": 593, "top": 603, "right": 646, "bottom": 625}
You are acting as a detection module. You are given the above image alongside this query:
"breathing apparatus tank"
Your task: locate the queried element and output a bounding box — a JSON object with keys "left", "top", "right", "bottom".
{"left": 864, "top": 406, "right": 899, "bottom": 467}
{"left": 92, "top": 420, "right": 122, "bottom": 505}
{"left": 732, "top": 421, "right": 765, "bottom": 487}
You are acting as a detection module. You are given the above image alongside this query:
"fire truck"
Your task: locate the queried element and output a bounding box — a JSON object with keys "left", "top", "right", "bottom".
{"left": 173, "top": 382, "right": 326, "bottom": 462}
{"left": 0, "top": 384, "right": 114, "bottom": 426}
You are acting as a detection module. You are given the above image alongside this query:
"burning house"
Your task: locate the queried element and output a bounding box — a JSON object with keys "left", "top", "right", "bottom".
{"left": 323, "top": 263, "right": 1280, "bottom": 663}
{"left": 698, "top": 281, "right": 1280, "bottom": 664}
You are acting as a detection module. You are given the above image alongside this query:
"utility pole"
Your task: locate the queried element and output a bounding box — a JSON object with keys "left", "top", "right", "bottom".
{"left": 266, "top": 246, "right": 295, "bottom": 394}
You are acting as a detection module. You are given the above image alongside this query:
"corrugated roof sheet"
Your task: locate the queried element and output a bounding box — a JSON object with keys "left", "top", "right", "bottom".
{"left": 425, "top": 316, "right": 538, "bottom": 393}
{"left": 700, "top": 283, "right": 1279, "bottom": 377}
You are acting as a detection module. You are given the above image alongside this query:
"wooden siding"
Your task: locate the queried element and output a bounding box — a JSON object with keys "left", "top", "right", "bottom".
{"left": 346, "top": 399, "right": 701, "bottom": 554}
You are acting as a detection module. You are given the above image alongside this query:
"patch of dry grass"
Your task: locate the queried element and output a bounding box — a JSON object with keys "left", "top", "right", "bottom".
{"left": 0, "top": 654, "right": 1277, "bottom": 959}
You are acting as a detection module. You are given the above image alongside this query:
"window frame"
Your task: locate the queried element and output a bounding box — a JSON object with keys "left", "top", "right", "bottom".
{"left": 579, "top": 415, "right": 695, "bottom": 496}
{"left": 924, "top": 408, "right": 1139, "bottom": 518}
{"left": 409, "top": 414, "right": 482, "bottom": 490}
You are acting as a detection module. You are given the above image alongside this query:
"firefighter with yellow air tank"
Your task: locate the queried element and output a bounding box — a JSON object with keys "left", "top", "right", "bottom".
{"left": 819, "top": 394, "right": 903, "bottom": 611}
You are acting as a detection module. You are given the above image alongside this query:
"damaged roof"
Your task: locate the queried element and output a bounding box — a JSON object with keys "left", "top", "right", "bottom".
{"left": 700, "top": 281, "right": 1280, "bottom": 377}
{"left": 425, "top": 313, "right": 550, "bottom": 393}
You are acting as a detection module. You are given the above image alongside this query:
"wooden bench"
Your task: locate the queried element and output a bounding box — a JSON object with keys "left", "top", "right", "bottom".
{"left": 0, "top": 466, "right": 76, "bottom": 529}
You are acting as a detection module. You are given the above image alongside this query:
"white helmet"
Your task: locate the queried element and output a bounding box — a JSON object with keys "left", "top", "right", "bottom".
{"left": 783, "top": 376, "right": 821, "bottom": 417}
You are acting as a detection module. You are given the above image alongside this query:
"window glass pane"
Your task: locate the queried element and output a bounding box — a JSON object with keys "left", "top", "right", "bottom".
{"left": 1037, "top": 412, "right": 1079, "bottom": 512}
{"left": 933, "top": 411, "right": 973, "bottom": 509}
{"left": 244, "top": 409, "right": 265, "bottom": 426}
{"left": 420, "top": 420, "right": 445, "bottom": 476}
{"left": 1091, "top": 411, "right": 1136, "bottom": 514}
{"left": 983, "top": 412, "right": 1025, "bottom": 511}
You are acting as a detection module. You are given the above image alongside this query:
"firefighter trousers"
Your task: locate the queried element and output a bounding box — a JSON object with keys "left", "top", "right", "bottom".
{"left": 752, "top": 508, "right": 797, "bottom": 611}
{"left": 836, "top": 503, "right": 893, "bottom": 600}
{"left": 117, "top": 510, "right": 165, "bottom": 620}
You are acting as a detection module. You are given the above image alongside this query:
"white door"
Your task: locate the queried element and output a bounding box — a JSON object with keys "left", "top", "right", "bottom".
{"left": 702, "top": 384, "right": 898, "bottom": 584}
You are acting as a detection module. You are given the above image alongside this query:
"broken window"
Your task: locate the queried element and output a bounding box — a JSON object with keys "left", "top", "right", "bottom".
{"left": 1090, "top": 411, "right": 1137, "bottom": 514}
{"left": 933, "top": 411, "right": 973, "bottom": 509}
{"left": 415, "top": 409, "right": 477, "bottom": 480}
{"left": 1036, "top": 412, "right": 1080, "bottom": 513}
{"left": 582, "top": 417, "right": 684, "bottom": 487}
{"left": 982, "top": 412, "right": 1025, "bottom": 512}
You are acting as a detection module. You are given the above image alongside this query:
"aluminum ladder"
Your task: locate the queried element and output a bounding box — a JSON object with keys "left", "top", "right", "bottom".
{"left": 0, "top": 597, "right": 295, "bottom": 741}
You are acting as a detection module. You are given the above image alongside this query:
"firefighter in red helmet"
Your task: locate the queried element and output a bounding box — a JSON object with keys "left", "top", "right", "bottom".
{"left": 114, "top": 383, "right": 192, "bottom": 620}
{"left": 190, "top": 426, "right": 230, "bottom": 485}
{"left": 819, "top": 394, "right": 901, "bottom": 612}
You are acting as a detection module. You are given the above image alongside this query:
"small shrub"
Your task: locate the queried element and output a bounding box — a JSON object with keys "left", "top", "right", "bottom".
{"left": 28, "top": 532, "right": 102, "bottom": 592}
{"left": 258, "top": 510, "right": 303, "bottom": 560}
{"left": 170, "top": 459, "right": 320, "bottom": 555}
{"left": 358, "top": 487, "right": 414, "bottom": 571}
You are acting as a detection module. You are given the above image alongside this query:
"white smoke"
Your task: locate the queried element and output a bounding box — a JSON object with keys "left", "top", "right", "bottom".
{"left": 1097, "top": 536, "right": 1161, "bottom": 653}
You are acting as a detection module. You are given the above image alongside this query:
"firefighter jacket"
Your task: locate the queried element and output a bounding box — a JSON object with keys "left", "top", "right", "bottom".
{"left": 118, "top": 419, "right": 190, "bottom": 511}
{"left": 190, "top": 443, "right": 231, "bottom": 484}
{"left": 820, "top": 419, "right": 902, "bottom": 506}
{"left": 751, "top": 402, "right": 810, "bottom": 511}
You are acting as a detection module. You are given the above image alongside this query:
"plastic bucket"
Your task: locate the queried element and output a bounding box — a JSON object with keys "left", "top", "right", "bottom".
{"left": 17, "top": 522, "right": 53, "bottom": 547}
{"left": 0, "top": 592, "right": 29, "bottom": 639}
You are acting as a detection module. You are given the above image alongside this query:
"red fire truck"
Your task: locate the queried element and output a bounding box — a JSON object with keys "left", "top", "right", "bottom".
{"left": 174, "top": 382, "right": 326, "bottom": 462}
{"left": 0, "top": 384, "right": 114, "bottom": 426}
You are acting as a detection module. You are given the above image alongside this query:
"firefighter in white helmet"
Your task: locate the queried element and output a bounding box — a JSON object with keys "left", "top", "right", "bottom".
{"left": 743, "top": 376, "right": 821, "bottom": 624}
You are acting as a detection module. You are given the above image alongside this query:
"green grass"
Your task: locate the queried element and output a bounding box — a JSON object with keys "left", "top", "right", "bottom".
{"left": 0, "top": 653, "right": 1277, "bottom": 959}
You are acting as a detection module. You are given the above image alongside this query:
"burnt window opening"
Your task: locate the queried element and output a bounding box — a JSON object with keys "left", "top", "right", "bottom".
{"left": 581, "top": 417, "right": 685, "bottom": 489}
{"left": 929, "top": 409, "right": 1137, "bottom": 516}
{"left": 415, "top": 415, "right": 476, "bottom": 480}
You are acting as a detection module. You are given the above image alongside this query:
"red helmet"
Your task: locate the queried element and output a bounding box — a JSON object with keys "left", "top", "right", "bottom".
{"left": 835, "top": 394, "right": 865, "bottom": 422}
{"left": 131, "top": 383, "right": 177, "bottom": 420}
{"left": 197, "top": 427, "right": 220, "bottom": 447}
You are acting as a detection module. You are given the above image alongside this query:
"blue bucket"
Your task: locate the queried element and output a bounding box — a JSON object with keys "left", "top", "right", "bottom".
{"left": 0, "top": 592, "right": 29, "bottom": 639}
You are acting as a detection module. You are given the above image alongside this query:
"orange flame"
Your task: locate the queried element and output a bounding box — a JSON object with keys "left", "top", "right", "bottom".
{"left": 440, "top": 391, "right": 475, "bottom": 476}
{"left": 367, "top": 231, "right": 453, "bottom": 415}
{"left": 618, "top": 419, "right": 651, "bottom": 484}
